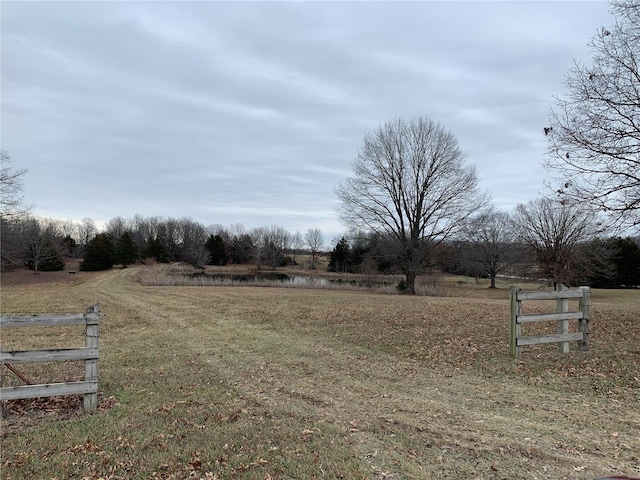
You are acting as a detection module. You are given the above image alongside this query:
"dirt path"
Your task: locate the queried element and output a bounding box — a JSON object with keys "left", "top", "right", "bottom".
{"left": 89, "top": 268, "right": 640, "bottom": 478}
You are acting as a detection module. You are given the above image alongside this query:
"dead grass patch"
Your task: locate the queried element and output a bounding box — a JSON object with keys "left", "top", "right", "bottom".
{"left": 0, "top": 266, "right": 638, "bottom": 479}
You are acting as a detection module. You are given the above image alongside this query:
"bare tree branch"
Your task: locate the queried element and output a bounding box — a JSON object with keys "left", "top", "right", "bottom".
{"left": 336, "top": 117, "right": 488, "bottom": 294}
{"left": 0, "top": 150, "right": 32, "bottom": 219}
{"left": 305, "top": 228, "right": 324, "bottom": 269}
{"left": 545, "top": 0, "right": 640, "bottom": 231}
{"left": 462, "top": 208, "right": 517, "bottom": 288}
{"left": 513, "top": 198, "right": 601, "bottom": 287}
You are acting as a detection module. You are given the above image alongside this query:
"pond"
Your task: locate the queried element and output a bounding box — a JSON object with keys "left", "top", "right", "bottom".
{"left": 186, "top": 272, "right": 394, "bottom": 288}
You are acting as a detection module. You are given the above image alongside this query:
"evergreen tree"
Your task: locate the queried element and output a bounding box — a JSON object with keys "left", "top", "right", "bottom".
{"left": 80, "top": 233, "right": 115, "bottom": 271}
{"left": 205, "top": 234, "right": 228, "bottom": 266}
{"left": 228, "top": 234, "right": 254, "bottom": 264}
{"left": 61, "top": 235, "right": 77, "bottom": 257}
{"left": 349, "top": 236, "right": 371, "bottom": 273}
{"left": 586, "top": 236, "right": 640, "bottom": 288}
{"left": 145, "top": 235, "right": 169, "bottom": 263}
{"left": 328, "top": 237, "right": 350, "bottom": 272}
{"left": 614, "top": 237, "right": 640, "bottom": 287}
{"left": 579, "top": 238, "right": 618, "bottom": 288}
{"left": 115, "top": 231, "right": 138, "bottom": 268}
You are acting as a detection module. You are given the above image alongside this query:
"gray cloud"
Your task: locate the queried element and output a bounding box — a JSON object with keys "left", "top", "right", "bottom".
{"left": 1, "top": 1, "right": 612, "bottom": 237}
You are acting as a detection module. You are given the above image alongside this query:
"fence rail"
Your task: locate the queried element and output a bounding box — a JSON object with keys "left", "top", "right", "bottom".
{"left": 0, "top": 304, "right": 100, "bottom": 412}
{"left": 510, "top": 285, "right": 590, "bottom": 359}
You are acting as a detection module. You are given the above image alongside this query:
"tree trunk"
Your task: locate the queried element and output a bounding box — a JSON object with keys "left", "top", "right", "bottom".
{"left": 489, "top": 274, "right": 497, "bottom": 289}
{"left": 405, "top": 271, "right": 417, "bottom": 294}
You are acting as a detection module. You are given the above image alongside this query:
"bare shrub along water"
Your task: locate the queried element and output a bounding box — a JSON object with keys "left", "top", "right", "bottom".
{"left": 137, "top": 264, "right": 403, "bottom": 293}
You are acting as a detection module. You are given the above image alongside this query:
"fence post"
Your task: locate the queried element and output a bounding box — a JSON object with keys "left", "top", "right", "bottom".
{"left": 556, "top": 284, "right": 570, "bottom": 353}
{"left": 510, "top": 286, "right": 521, "bottom": 359}
{"left": 84, "top": 304, "right": 100, "bottom": 412}
{"left": 578, "top": 286, "right": 590, "bottom": 351}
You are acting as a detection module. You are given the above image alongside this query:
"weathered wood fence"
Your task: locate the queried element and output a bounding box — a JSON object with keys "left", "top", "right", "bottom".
{"left": 0, "top": 304, "right": 100, "bottom": 412}
{"left": 510, "top": 285, "right": 590, "bottom": 359}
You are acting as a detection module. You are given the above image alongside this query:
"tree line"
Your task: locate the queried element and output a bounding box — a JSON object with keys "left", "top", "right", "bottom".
{"left": 327, "top": 205, "right": 640, "bottom": 290}
{"left": 0, "top": 211, "right": 329, "bottom": 274}
{"left": 1, "top": 200, "right": 637, "bottom": 289}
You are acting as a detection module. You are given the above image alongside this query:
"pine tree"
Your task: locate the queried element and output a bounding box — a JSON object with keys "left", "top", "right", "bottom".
{"left": 328, "top": 237, "right": 351, "bottom": 273}
{"left": 116, "top": 232, "right": 138, "bottom": 268}
{"left": 615, "top": 237, "right": 640, "bottom": 287}
{"left": 145, "top": 235, "right": 169, "bottom": 263}
{"left": 80, "top": 233, "right": 115, "bottom": 271}
{"left": 61, "top": 235, "right": 77, "bottom": 257}
{"left": 205, "top": 234, "right": 228, "bottom": 266}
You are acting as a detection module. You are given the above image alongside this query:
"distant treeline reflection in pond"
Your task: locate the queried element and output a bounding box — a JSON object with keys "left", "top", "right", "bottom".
{"left": 186, "top": 272, "right": 396, "bottom": 288}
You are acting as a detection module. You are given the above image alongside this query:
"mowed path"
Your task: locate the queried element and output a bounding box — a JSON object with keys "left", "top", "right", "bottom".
{"left": 2, "top": 266, "right": 639, "bottom": 479}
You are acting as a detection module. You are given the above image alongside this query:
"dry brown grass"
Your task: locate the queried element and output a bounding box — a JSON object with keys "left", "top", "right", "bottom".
{"left": 0, "top": 265, "right": 639, "bottom": 479}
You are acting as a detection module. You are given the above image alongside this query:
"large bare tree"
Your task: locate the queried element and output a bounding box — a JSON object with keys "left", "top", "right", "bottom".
{"left": 513, "top": 198, "right": 597, "bottom": 287}
{"left": 77, "top": 217, "right": 98, "bottom": 248}
{"left": 336, "top": 117, "right": 486, "bottom": 294}
{"left": 462, "top": 208, "right": 517, "bottom": 289}
{"left": 544, "top": 0, "right": 640, "bottom": 230}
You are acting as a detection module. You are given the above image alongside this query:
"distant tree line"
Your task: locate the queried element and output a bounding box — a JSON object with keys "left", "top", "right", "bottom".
{"left": 2, "top": 154, "right": 639, "bottom": 286}
{"left": 0, "top": 211, "right": 326, "bottom": 274}
{"left": 2, "top": 203, "right": 637, "bottom": 288}
{"left": 328, "top": 203, "right": 640, "bottom": 290}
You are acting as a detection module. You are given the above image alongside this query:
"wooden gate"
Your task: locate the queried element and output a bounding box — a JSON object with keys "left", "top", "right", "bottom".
{"left": 1, "top": 304, "right": 100, "bottom": 412}
{"left": 510, "top": 286, "right": 589, "bottom": 359}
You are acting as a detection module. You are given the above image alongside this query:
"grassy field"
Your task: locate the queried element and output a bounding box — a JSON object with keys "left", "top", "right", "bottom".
{"left": 0, "top": 265, "right": 639, "bottom": 479}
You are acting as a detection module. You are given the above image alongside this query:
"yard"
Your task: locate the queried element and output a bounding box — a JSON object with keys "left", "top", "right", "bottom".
{"left": 1, "top": 265, "right": 639, "bottom": 479}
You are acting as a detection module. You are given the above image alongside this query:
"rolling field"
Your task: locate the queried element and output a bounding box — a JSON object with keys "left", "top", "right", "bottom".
{"left": 1, "top": 266, "right": 639, "bottom": 479}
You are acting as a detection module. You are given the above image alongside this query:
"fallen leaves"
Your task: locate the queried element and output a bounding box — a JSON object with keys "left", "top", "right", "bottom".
{"left": 1, "top": 394, "right": 118, "bottom": 436}
{"left": 2, "top": 272, "right": 639, "bottom": 479}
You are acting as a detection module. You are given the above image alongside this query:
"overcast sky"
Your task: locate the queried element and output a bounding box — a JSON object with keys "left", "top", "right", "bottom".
{"left": 1, "top": 1, "right": 613, "bottom": 240}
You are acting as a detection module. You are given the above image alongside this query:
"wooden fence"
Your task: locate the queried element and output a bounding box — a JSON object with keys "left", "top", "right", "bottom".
{"left": 0, "top": 304, "right": 100, "bottom": 412}
{"left": 510, "top": 285, "right": 590, "bottom": 359}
